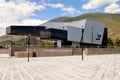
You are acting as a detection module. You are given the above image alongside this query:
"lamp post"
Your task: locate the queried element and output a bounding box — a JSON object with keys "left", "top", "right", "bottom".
{"left": 81, "top": 28, "right": 84, "bottom": 60}
{"left": 27, "top": 34, "right": 30, "bottom": 62}
{"left": 35, "top": 26, "right": 39, "bottom": 45}
{"left": 24, "top": 35, "right": 27, "bottom": 47}
{"left": 34, "top": 27, "right": 37, "bottom": 45}
{"left": 10, "top": 35, "right": 12, "bottom": 57}
{"left": 62, "top": 26, "right": 64, "bottom": 48}
{"left": 92, "top": 26, "right": 93, "bottom": 46}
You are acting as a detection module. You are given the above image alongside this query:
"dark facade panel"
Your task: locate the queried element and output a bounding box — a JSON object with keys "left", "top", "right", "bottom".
{"left": 40, "top": 28, "right": 67, "bottom": 40}
{"left": 6, "top": 27, "right": 11, "bottom": 34}
{"left": 40, "top": 30, "right": 51, "bottom": 39}
{"left": 102, "top": 28, "right": 108, "bottom": 47}
{"left": 6, "top": 25, "right": 45, "bottom": 36}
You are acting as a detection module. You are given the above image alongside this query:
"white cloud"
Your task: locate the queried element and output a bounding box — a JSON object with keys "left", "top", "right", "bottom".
{"left": 10, "top": 0, "right": 28, "bottom": 3}
{"left": 82, "top": 0, "right": 119, "bottom": 9}
{"left": 0, "top": 0, "right": 5, "bottom": 3}
{"left": 0, "top": 18, "right": 47, "bottom": 36}
{"left": 20, "top": 19, "right": 48, "bottom": 25}
{"left": 46, "top": 3, "right": 64, "bottom": 8}
{"left": 0, "top": 18, "right": 47, "bottom": 28}
{"left": 82, "top": 0, "right": 86, "bottom": 2}
{"left": 45, "top": 3, "right": 80, "bottom": 15}
{"left": 0, "top": 0, "right": 46, "bottom": 28}
{"left": 0, "top": 0, "right": 47, "bottom": 36}
{"left": 104, "top": 3, "right": 120, "bottom": 13}
{"left": 61, "top": 7, "right": 81, "bottom": 14}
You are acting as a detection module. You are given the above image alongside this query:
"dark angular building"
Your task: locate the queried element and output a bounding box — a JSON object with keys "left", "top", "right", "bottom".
{"left": 40, "top": 28, "right": 71, "bottom": 46}
{"left": 5, "top": 19, "right": 108, "bottom": 47}
{"left": 6, "top": 25, "right": 68, "bottom": 40}
{"left": 6, "top": 25, "right": 45, "bottom": 36}
{"left": 6, "top": 25, "right": 72, "bottom": 47}
{"left": 40, "top": 28, "right": 67, "bottom": 39}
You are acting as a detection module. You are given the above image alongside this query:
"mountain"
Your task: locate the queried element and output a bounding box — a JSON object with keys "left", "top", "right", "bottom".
{"left": 49, "top": 13, "right": 120, "bottom": 39}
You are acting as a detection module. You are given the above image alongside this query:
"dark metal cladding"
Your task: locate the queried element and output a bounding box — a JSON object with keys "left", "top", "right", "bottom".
{"left": 40, "top": 28, "right": 67, "bottom": 40}
{"left": 6, "top": 25, "right": 45, "bottom": 36}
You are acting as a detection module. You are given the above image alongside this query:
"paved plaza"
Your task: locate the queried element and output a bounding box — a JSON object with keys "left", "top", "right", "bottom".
{"left": 0, "top": 54, "right": 120, "bottom": 80}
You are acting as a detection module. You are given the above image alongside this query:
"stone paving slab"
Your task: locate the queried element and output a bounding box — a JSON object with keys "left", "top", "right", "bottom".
{"left": 0, "top": 54, "right": 120, "bottom": 80}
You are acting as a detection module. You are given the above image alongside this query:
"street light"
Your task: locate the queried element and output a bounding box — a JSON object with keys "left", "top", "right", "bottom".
{"left": 81, "top": 28, "right": 84, "bottom": 60}
{"left": 10, "top": 35, "right": 12, "bottom": 57}
{"left": 27, "top": 34, "right": 30, "bottom": 62}
{"left": 34, "top": 26, "right": 39, "bottom": 45}
{"left": 62, "top": 26, "right": 64, "bottom": 48}
{"left": 34, "top": 27, "right": 37, "bottom": 45}
{"left": 92, "top": 26, "right": 93, "bottom": 46}
{"left": 24, "top": 35, "right": 27, "bottom": 47}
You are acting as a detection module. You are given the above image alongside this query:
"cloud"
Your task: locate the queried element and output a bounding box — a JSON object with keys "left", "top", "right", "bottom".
{"left": 0, "top": 0, "right": 46, "bottom": 28}
{"left": 46, "top": 3, "right": 64, "bottom": 8}
{"left": 44, "top": 3, "right": 80, "bottom": 15}
{"left": 19, "top": 19, "right": 48, "bottom": 25}
{"left": 0, "top": 0, "right": 47, "bottom": 36}
{"left": 82, "top": 0, "right": 119, "bottom": 9}
{"left": 104, "top": 3, "right": 120, "bottom": 13}
{"left": 61, "top": 7, "right": 81, "bottom": 14}
{"left": 82, "top": 0, "right": 86, "bottom": 2}
{"left": 0, "top": 18, "right": 47, "bottom": 30}
{"left": 0, "top": 18, "right": 47, "bottom": 36}
{"left": 10, "top": 0, "right": 28, "bottom": 3}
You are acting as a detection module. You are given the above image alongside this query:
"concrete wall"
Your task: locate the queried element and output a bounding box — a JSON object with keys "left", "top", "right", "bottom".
{"left": 14, "top": 48, "right": 120, "bottom": 57}
{"left": 72, "top": 48, "right": 82, "bottom": 55}
{"left": 30, "top": 48, "right": 72, "bottom": 57}
{"left": 0, "top": 49, "right": 10, "bottom": 57}
{"left": 0, "top": 49, "right": 10, "bottom": 54}
{"left": 11, "top": 47, "right": 26, "bottom": 56}
{"left": 0, "top": 48, "right": 10, "bottom": 54}
{"left": 14, "top": 48, "right": 72, "bottom": 57}
{"left": 14, "top": 51, "right": 32, "bottom": 57}
{"left": 86, "top": 48, "right": 120, "bottom": 55}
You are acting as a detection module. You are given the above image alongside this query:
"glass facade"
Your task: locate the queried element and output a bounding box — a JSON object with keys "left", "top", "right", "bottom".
{"left": 40, "top": 28, "right": 67, "bottom": 40}
{"left": 6, "top": 26, "right": 45, "bottom": 36}
{"left": 6, "top": 26, "right": 71, "bottom": 46}
{"left": 6, "top": 26, "right": 67, "bottom": 40}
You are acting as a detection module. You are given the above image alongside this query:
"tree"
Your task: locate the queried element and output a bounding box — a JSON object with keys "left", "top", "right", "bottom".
{"left": 114, "top": 38, "right": 120, "bottom": 47}
{"left": 40, "top": 40, "right": 54, "bottom": 47}
{"left": 107, "top": 38, "right": 114, "bottom": 47}
{"left": 0, "top": 45, "right": 3, "bottom": 48}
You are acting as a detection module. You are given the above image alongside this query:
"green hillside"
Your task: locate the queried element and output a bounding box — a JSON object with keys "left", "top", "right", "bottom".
{"left": 50, "top": 17, "right": 73, "bottom": 22}
{"left": 50, "top": 13, "right": 120, "bottom": 39}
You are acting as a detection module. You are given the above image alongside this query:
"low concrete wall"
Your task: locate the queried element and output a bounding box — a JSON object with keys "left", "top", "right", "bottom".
{"left": 14, "top": 51, "right": 32, "bottom": 57}
{"left": 72, "top": 48, "right": 83, "bottom": 55}
{"left": 14, "top": 48, "right": 72, "bottom": 57}
{"left": 14, "top": 48, "right": 120, "bottom": 57}
{"left": 0, "top": 49, "right": 10, "bottom": 57}
{"left": 0, "top": 49, "right": 10, "bottom": 54}
{"left": 30, "top": 48, "right": 72, "bottom": 57}
{"left": 11, "top": 47, "right": 26, "bottom": 56}
{"left": 86, "top": 48, "right": 120, "bottom": 55}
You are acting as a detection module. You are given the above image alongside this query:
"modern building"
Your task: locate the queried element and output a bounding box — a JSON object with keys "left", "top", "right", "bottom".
{"left": 67, "top": 19, "right": 107, "bottom": 47}
{"left": 6, "top": 25, "right": 45, "bottom": 36}
{"left": 5, "top": 19, "right": 107, "bottom": 47}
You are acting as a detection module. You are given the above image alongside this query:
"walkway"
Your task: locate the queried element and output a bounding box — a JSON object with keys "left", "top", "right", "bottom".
{"left": 0, "top": 54, "right": 120, "bottom": 80}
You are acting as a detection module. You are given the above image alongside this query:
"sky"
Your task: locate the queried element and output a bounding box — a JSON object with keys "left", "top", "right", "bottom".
{"left": 0, "top": 0, "right": 120, "bottom": 35}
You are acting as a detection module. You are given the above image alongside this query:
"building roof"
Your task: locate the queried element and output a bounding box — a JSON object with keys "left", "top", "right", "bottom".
{"left": 40, "top": 19, "right": 105, "bottom": 30}
{"left": 40, "top": 22, "right": 69, "bottom": 30}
